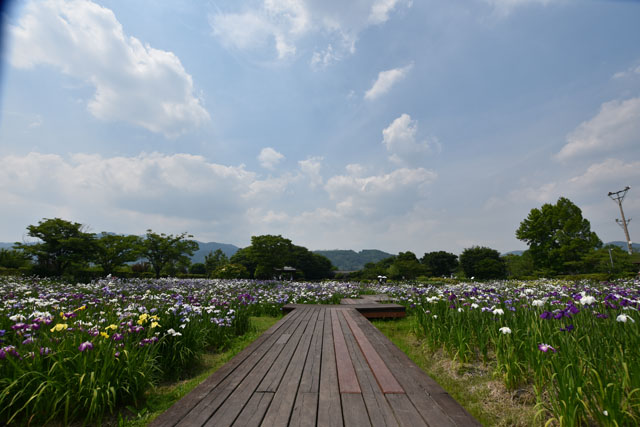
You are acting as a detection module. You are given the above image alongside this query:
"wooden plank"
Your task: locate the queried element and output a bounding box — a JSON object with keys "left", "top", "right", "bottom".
{"left": 150, "top": 309, "right": 303, "bottom": 427}
{"left": 289, "top": 393, "right": 317, "bottom": 427}
{"left": 343, "top": 310, "right": 404, "bottom": 394}
{"left": 351, "top": 313, "right": 480, "bottom": 426}
{"left": 386, "top": 393, "right": 428, "bottom": 427}
{"left": 202, "top": 307, "right": 316, "bottom": 426}
{"left": 261, "top": 308, "right": 320, "bottom": 426}
{"left": 338, "top": 309, "right": 399, "bottom": 427}
{"left": 289, "top": 308, "right": 325, "bottom": 426}
{"left": 341, "top": 393, "right": 372, "bottom": 427}
{"left": 257, "top": 307, "right": 316, "bottom": 392}
{"left": 331, "top": 308, "right": 361, "bottom": 394}
{"left": 318, "top": 308, "right": 344, "bottom": 427}
{"left": 231, "top": 392, "right": 273, "bottom": 427}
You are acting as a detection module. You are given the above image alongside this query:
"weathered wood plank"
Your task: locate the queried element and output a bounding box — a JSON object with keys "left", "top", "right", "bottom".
{"left": 201, "top": 308, "right": 316, "bottom": 426}
{"left": 231, "top": 392, "right": 273, "bottom": 427}
{"left": 289, "top": 308, "right": 324, "bottom": 426}
{"left": 331, "top": 308, "right": 361, "bottom": 394}
{"left": 338, "top": 309, "right": 399, "bottom": 427}
{"left": 260, "top": 308, "right": 320, "bottom": 426}
{"left": 350, "top": 313, "right": 472, "bottom": 427}
{"left": 341, "top": 393, "right": 372, "bottom": 427}
{"left": 319, "top": 308, "right": 344, "bottom": 427}
{"left": 150, "top": 308, "right": 302, "bottom": 427}
{"left": 385, "top": 393, "right": 428, "bottom": 427}
{"left": 343, "top": 310, "right": 404, "bottom": 394}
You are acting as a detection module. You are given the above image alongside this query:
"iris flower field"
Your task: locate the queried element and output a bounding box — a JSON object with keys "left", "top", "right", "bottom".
{"left": 1, "top": 276, "right": 638, "bottom": 425}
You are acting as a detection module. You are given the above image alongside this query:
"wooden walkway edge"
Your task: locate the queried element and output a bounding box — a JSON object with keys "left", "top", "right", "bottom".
{"left": 150, "top": 304, "right": 480, "bottom": 427}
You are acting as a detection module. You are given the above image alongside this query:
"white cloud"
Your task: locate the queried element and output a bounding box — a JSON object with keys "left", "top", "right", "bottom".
{"left": 9, "top": 0, "right": 209, "bottom": 137}
{"left": 569, "top": 158, "right": 640, "bottom": 189}
{"left": 382, "top": 114, "right": 440, "bottom": 166}
{"left": 324, "top": 167, "right": 437, "bottom": 217}
{"left": 210, "top": 0, "right": 411, "bottom": 65}
{"left": 258, "top": 147, "right": 285, "bottom": 170}
{"left": 555, "top": 97, "right": 640, "bottom": 161}
{"left": 484, "top": 0, "right": 556, "bottom": 16}
{"left": 364, "top": 64, "right": 413, "bottom": 100}
{"left": 613, "top": 63, "right": 640, "bottom": 80}
{"left": 298, "top": 156, "right": 324, "bottom": 187}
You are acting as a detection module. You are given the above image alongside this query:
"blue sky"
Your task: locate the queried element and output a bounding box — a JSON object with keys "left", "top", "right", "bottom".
{"left": 1, "top": 0, "right": 639, "bottom": 254}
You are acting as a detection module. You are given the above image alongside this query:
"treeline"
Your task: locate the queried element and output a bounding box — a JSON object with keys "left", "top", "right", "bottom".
{"left": 0, "top": 219, "right": 334, "bottom": 281}
{"left": 350, "top": 197, "right": 638, "bottom": 281}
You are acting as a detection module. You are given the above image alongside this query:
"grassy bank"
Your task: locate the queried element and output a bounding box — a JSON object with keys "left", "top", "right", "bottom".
{"left": 372, "top": 316, "right": 541, "bottom": 426}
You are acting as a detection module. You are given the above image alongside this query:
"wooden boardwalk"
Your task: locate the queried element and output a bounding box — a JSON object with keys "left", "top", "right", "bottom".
{"left": 151, "top": 305, "right": 480, "bottom": 427}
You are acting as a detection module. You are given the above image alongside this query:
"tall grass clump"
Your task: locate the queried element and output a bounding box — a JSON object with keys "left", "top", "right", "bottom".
{"left": 388, "top": 279, "right": 640, "bottom": 426}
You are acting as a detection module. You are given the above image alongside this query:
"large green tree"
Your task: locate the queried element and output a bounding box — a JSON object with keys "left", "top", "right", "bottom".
{"left": 15, "top": 218, "right": 96, "bottom": 276}
{"left": 459, "top": 246, "right": 506, "bottom": 280}
{"left": 516, "top": 197, "right": 602, "bottom": 274}
{"left": 204, "top": 249, "right": 229, "bottom": 276}
{"left": 140, "top": 230, "right": 199, "bottom": 278}
{"left": 94, "top": 234, "right": 141, "bottom": 275}
{"left": 421, "top": 251, "right": 459, "bottom": 277}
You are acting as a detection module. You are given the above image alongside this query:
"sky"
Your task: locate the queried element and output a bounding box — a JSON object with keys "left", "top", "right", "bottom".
{"left": 0, "top": 0, "right": 639, "bottom": 255}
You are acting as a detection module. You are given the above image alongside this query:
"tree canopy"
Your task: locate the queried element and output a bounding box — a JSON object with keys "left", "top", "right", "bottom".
{"left": 94, "top": 234, "right": 141, "bottom": 275}
{"left": 459, "top": 246, "right": 506, "bottom": 280}
{"left": 421, "top": 251, "right": 459, "bottom": 277}
{"left": 140, "top": 230, "right": 199, "bottom": 278}
{"left": 516, "top": 197, "right": 602, "bottom": 274}
{"left": 15, "top": 218, "right": 96, "bottom": 277}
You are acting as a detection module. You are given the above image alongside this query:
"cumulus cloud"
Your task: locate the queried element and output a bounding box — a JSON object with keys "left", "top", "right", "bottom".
{"left": 210, "top": 0, "right": 411, "bottom": 65}
{"left": 555, "top": 97, "right": 640, "bottom": 161}
{"left": 382, "top": 114, "right": 440, "bottom": 166}
{"left": 298, "top": 156, "right": 324, "bottom": 187}
{"left": 324, "top": 167, "right": 437, "bottom": 217}
{"left": 9, "top": 0, "right": 209, "bottom": 137}
{"left": 258, "top": 147, "right": 285, "bottom": 170}
{"left": 364, "top": 64, "right": 413, "bottom": 100}
{"left": 568, "top": 158, "right": 640, "bottom": 188}
{"left": 613, "top": 63, "right": 640, "bottom": 80}
{"left": 484, "top": 0, "right": 555, "bottom": 16}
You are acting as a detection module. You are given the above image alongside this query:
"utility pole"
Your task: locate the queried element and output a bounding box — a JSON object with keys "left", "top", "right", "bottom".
{"left": 608, "top": 186, "right": 633, "bottom": 255}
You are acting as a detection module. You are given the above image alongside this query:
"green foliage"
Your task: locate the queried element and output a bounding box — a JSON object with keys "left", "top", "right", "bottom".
{"left": 388, "top": 251, "right": 427, "bottom": 280}
{"left": 421, "top": 251, "right": 459, "bottom": 277}
{"left": 581, "top": 245, "right": 636, "bottom": 275}
{"left": 204, "top": 249, "right": 229, "bottom": 276}
{"left": 0, "top": 248, "right": 31, "bottom": 269}
{"left": 189, "top": 263, "right": 207, "bottom": 275}
{"left": 94, "top": 234, "right": 141, "bottom": 275}
{"left": 140, "top": 230, "right": 199, "bottom": 278}
{"left": 459, "top": 246, "right": 506, "bottom": 279}
{"left": 15, "top": 218, "right": 96, "bottom": 277}
{"left": 516, "top": 197, "right": 602, "bottom": 274}
{"left": 230, "top": 235, "right": 334, "bottom": 280}
{"left": 503, "top": 252, "right": 535, "bottom": 278}
{"left": 213, "top": 263, "right": 250, "bottom": 279}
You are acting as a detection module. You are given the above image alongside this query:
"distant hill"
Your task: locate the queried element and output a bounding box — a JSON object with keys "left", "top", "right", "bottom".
{"left": 191, "top": 241, "right": 239, "bottom": 264}
{"left": 605, "top": 241, "right": 640, "bottom": 252}
{"left": 313, "top": 249, "right": 394, "bottom": 271}
{"left": 0, "top": 240, "right": 239, "bottom": 264}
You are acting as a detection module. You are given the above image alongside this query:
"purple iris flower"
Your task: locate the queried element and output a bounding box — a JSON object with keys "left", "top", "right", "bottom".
{"left": 540, "top": 311, "right": 553, "bottom": 320}
{"left": 78, "top": 341, "right": 94, "bottom": 352}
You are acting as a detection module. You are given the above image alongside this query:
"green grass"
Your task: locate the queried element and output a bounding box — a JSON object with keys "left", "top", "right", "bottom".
{"left": 372, "top": 315, "right": 541, "bottom": 427}
{"left": 120, "top": 316, "right": 281, "bottom": 427}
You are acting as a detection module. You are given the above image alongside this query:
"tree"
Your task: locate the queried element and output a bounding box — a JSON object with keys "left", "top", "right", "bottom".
{"left": 388, "top": 251, "right": 426, "bottom": 280}
{"left": 516, "top": 197, "right": 602, "bottom": 274}
{"left": 581, "top": 245, "right": 635, "bottom": 275}
{"left": 15, "top": 218, "right": 96, "bottom": 276}
{"left": 205, "top": 249, "right": 229, "bottom": 276}
{"left": 93, "top": 234, "right": 141, "bottom": 275}
{"left": 504, "top": 252, "right": 535, "bottom": 278}
{"left": 421, "top": 251, "right": 459, "bottom": 277}
{"left": 140, "top": 230, "right": 199, "bottom": 278}
{"left": 0, "top": 248, "right": 31, "bottom": 269}
{"left": 459, "top": 246, "right": 506, "bottom": 280}
{"left": 289, "top": 245, "right": 334, "bottom": 280}
{"left": 214, "top": 263, "right": 250, "bottom": 279}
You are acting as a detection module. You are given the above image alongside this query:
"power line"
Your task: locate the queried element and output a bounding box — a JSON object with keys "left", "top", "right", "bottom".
{"left": 607, "top": 186, "right": 633, "bottom": 255}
